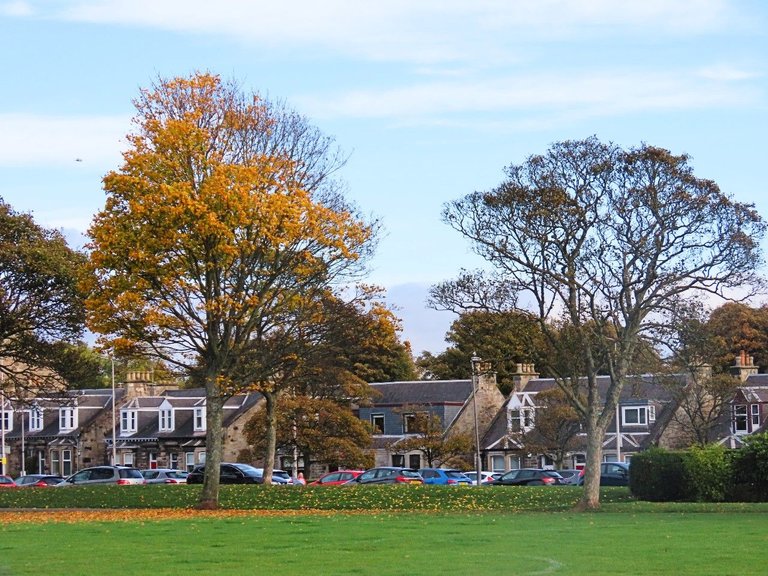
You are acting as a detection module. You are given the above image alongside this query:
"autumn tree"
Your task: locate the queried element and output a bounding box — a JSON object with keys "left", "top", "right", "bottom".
{"left": 706, "top": 302, "right": 768, "bottom": 371}
{"left": 394, "top": 407, "right": 473, "bottom": 469}
{"left": 0, "top": 199, "right": 90, "bottom": 395}
{"left": 438, "top": 137, "right": 765, "bottom": 510}
{"left": 514, "top": 387, "right": 584, "bottom": 469}
{"left": 241, "top": 289, "right": 413, "bottom": 474}
{"left": 416, "top": 308, "right": 548, "bottom": 394}
{"left": 656, "top": 299, "right": 740, "bottom": 446}
{"left": 84, "top": 73, "right": 376, "bottom": 508}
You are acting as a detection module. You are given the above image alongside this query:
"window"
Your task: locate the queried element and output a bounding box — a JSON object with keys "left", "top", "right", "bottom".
{"left": 734, "top": 405, "right": 748, "bottom": 434}
{"left": 120, "top": 410, "right": 137, "bottom": 433}
{"left": 61, "top": 449, "right": 73, "bottom": 476}
{"left": 622, "top": 405, "right": 655, "bottom": 426}
{"left": 59, "top": 407, "right": 77, "bottom": 431}
{"left": 122, "top": 452, "right": 134, "bottom": 466}
{"left": 51, "top": 450, "right": 60, "bottom": 475}
{"left": 403, "top": 413, "right": 416, "bottom": 434}
{"left": 159, "top": 408, "right": 174, "bottom": 432}
{"left": 198, "top": 452, "right": 206, "bottom": 464}
{"left": 371, "top": 414, "right": 384, "bottom": 434}
{"left": 170, "top": 453, "right": 179, "bottom": 470}
{"left": 185, "top": 452, "right": 195, "bottom": 472}
{"left": 751, "top": 404, "right": 760, "bottom": 428}
{"left": 391, "top": 454, "right": 405, "bottom": 467}
{"left": 194, "top": 407, "right": 206, "bottom": 431}
{"left": 29, "top": 406, "right": 43, "bottom": 431}
{"left": 491, "top": 455, "right": 505, "bottom": 472}
{"left": 408, "top": 454, "right": 421, "bottom": 469}
{"left": 1, "top": 408, "right": 12, "bottom": 432}
{"left": 148, "top": 452, "right": 157, "bottom": 469}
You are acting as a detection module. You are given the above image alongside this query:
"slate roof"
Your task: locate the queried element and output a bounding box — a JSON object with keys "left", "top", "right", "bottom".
{"left": 368, "top": 380, "right": 473, "bottom": 406}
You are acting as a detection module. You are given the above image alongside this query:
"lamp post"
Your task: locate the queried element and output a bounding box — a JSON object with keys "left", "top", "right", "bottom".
{"left": 470, "top": 354, "right": 482, "bottom": 485}
{"left": 111, "top": 357, "right": 117, "bottom": 465}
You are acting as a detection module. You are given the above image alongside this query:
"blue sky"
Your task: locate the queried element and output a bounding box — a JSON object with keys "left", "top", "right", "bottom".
{"left": 1, "top": 1, "right": 766, "bottom": 355}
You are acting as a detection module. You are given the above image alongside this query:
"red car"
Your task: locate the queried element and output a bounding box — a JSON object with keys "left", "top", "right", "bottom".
{"left": 0, "top": 475, "right": 17, "bottom": 488}
{"left": 309, "top": 470, "right": 364, "bottom": 486}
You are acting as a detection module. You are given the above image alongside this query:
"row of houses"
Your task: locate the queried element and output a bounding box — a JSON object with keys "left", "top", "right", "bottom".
{"left": 0, "top": 355, "right": 765, "bottom": 477}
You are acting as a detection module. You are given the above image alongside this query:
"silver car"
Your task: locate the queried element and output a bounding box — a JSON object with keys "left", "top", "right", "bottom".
{"left": 57, "top": 466, "right": 146, "bottom": 486}
{"left": 141, "top": 468, "right": 189, "bottom": 484}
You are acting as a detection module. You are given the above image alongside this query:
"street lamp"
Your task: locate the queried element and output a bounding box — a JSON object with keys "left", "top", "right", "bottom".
{"left": 111, "top": 357, "right": 117, "bottom": 465}
{"left": 470, "top": 354, "right": 482, "bottom": 485}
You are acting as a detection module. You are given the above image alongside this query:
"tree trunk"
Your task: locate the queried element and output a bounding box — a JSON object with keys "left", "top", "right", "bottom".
{"left": 198, "top": 393, "right": 225, "bottom": 509}
{"left": 576, "top": 418, "right": 605, "bottom": 511}
{"left": 262, "top": 390, "right": 277, "bottom": 484}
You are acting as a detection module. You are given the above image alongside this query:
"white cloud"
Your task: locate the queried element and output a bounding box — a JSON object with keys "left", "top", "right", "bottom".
{"left": 13, "top": 0, "right": 743, "bottom": 64}
{"left": 0, "top": 1, "right": 33, "bottom": 17}
{"left": 0, "top": 113, "right": 128, "bottom": 168}
{"left": 296, "top": 67, "right": 759, "bottom": 123}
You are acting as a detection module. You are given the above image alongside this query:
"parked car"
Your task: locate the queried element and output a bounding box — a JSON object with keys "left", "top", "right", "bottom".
{"left": 575, "top": 462, "right": 630, "bottom": 486}
{"left": 271, "top": 469, "right": 294, "bottom": 485}
{"left": 141, "top": 469, "right": 189, "bottom": 484}
{"left": 14, "top": 474, "right": 65, "bottom": 487}
{"left": 186, "top": 463, "right": 265, "bottom": 485}
{"left": 56, "top": 466, "right": 146, "bottom": 486}
{"left": 343, "top": 467, "right": 423, "bottom": 485}
{"left": 555, "top": 469, "right": 584, "bottom": 486}
{"left": 419, "top": 468, "right": 472, "bottom": 485}
{"left": 0, "top": 474, "right": 17, "bottom": 488}
{"left": 464, "top": 471, "right": 502, "bottom": 485}
{"left": 309, "top": 470, "right": 364, "bottom": 486}
{"left": 489, "top": 468, "right": 564, "bottom": 486}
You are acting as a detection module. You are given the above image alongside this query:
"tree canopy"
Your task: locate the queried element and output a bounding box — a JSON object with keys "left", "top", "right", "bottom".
{"left": 84, "top": 73, "right": 377, "bottom": 508}
{"left": 0, "top": 199, "right": 88, "bottom": 395}
{"left": 439, "top": 137, "right": 765, "bottom": 509}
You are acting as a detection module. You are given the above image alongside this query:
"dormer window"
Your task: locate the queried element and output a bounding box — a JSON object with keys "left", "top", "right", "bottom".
{"left": 193, "top": 407, "right": 206, "bottom": 432}
{"left": 121, "top": 409, "right": 137, "bottom": 433}
{"left": 159, "top": 407, "right": 174, "bottom": 432}
{"left": 59, "top": 407, "right": 77, "bottom": 431}
{"left": 29, "top": 406, "right": 44, "bottom": 431}
{"left": 622, "top": 405, "right": 655, "bottom": 426}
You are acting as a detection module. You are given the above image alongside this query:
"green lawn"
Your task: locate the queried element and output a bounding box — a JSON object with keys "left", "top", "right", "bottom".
{"left": 2, "top": 511, "right": 768, "bottom": 575}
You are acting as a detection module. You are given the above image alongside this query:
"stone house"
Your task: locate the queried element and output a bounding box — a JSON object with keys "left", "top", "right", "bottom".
{"left": 0, "top": 371, "right": 262, "bottom": 477}
{"left": 357, "top": 364, "right": 505, "bottom": 468}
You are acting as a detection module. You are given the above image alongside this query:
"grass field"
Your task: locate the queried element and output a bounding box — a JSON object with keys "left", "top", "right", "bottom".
{"left": 2, "top": 510, "right": 768, "bottom": 575}
{"left": 1, "top": 486, "right": 767, "bottom": 575}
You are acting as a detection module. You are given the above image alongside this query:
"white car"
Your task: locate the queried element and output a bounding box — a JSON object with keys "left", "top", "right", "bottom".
{"left": 464, "top": 471, "right": 502, "bottom": 485}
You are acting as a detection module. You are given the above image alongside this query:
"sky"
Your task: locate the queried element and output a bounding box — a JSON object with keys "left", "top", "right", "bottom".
{"left": 0, "top": 0, "right": 766, "bottom": 356}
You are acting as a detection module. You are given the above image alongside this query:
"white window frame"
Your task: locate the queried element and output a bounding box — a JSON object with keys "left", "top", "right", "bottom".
{"left": 1, "top": 408, "right": 12, "bottom": 432}
{"left": 170, "top": 453, "right": 179, "bottom": 470}
{"left": 371, "top": 413, "right": 385, "bottom": 434}
{"left": 734, "top": 404, "right": 748, "bottom": 434}
{"left": 159, "top": 408, "right": 174, "bottom": 432}
{"left": 622, "top": 405, "right": 655, "bottom": 426}
{"left": 120, "top": 409, "right": 137, "bottom": 434}
{"left": 29, "top": 406, "right": 44, "bottom": 431}
{"left": 521, "top": 407, "right": 535, "bottom": 431}
{"left": 490, "top": 454, "right": 505, "bottom": 472}
{"left": 61, "top": 449, "right": 73, "bottom": 476}
{"left": 59, "top": 407, "right": 77, "bottom": 431}
{"left": 185, "top": 452, "right": 195, "bottom": 471}
{"left": 751, "top": 404, "right": 760, "bottom": 428}
{"left": 123, "top": 452, "right": 134, "bottom": 466}
{"left": 51, "top": 450, "right": 60, "bottom": 475}
{"left": 403, "top": 413, "right": 416, "bottom": 434}
{"left": 193, "top": 407, "right": 206, "bottom": 432}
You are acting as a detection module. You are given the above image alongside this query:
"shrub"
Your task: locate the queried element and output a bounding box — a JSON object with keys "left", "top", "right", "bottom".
{"left": 629, "top": 448, "right": 688, "bottom": 502}
{"left": 729, "top": 433, "right": 768, "bottom": 501}
{"left": 681, "top": 444, "right": 731, "bottom": 502}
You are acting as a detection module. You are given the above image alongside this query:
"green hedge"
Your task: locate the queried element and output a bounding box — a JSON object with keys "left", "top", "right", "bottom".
{"left": 631, "top": 434, "right": 768, "bottom": 502}
{"left": 0, "top": 484, "right": 634, "bottom": 511}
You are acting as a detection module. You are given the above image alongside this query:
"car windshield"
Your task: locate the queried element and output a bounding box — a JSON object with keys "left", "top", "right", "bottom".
{"left": 399, "top": 469, "right": 420, "bottom": 478}
{"left": 232, "top": 463, "right": 262, "bottom": 475}
{"left": 167, "top": 471, "right": 188, "bottom": 479}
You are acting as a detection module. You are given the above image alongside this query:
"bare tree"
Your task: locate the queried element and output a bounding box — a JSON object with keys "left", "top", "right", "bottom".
{"left": 437, "top": 137, "right": 765, "bottom": 510}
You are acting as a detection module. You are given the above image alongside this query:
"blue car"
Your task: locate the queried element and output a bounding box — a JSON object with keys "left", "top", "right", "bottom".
{"left": 419, "top": 468, "right": 472, "bottom": 485}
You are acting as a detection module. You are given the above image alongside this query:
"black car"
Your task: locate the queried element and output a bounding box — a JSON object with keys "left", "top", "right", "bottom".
{"left": 343, "top": 467, "right": 423, "bottom": 485}
{"left": 186, "top": 462, "right": 266, "bottom": 484}
{"left": 489, "top": 468, "right": 564, "bottom": 486}
{"left": 575, "top": 462, "right": 630, "bottom": 486}
{"left": 14, "top": 474, "right": 65, "bottom": 487}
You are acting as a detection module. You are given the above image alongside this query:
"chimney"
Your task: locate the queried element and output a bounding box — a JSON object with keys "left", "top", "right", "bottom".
{"left": 730, "top": 351, "right": 758, "bottom": 382}
{"left": 511, "top": 363, "right": 539, "bottom": 393}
